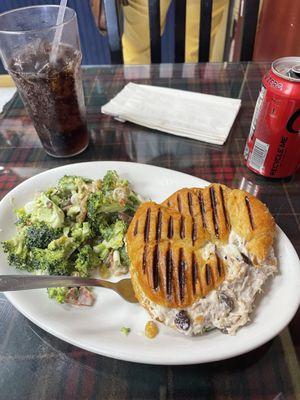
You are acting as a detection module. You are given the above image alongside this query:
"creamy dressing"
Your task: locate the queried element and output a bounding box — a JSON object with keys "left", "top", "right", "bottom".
{"left": 143, "top": 231, "right": 277, "bottom": 335}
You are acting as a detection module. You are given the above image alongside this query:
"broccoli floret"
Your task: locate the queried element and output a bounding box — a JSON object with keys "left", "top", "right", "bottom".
{"left": 86, "top": 192, "right": 121, "bottom": 236}
{"left": 93, "top": 242, "right": 109, "bottom": 261}
{"left": 102, "top": 170, "right": 141, "bottom": 214}
{"left": 74, "top": 245, "right": 100, "bottom": 277}
{"left": 58, "top": 175, "right": 92, "bottom": 193}
{"left": 102, "top": 170, "right": 128, "bottom": 193}
{"left": 45, "top": 187, "right": 68, "bottom": 208}
{"left": 2, "top": 229, "right": 29, "bottom": 270}
{"left": 58, "top": 175, "right": 78, "bottom": 191}
{"left": 102, "top": 170, "right": 130, "bottom": 201}
{"left": 29, "top": 193, "right": 65, "bottom": 229}
{"left": 119, "top": 245, "right": 130, "bottom": 267}
{"left": 86, "top": 192, "right": 102, "bottom": 218}
{"left": 100, "top": 220, "right": 127, "bottom": 247}
{"left": 87, "top": 192, "right": 124, "bottom": 217}
{"left": 86, "top": 171, "right": 140, "bottom": 232}
{"left": 48, "top": 236, "right": 78, "bottom": 256}
{"left": 25, "top": 222, "right": 62, "bottom": 249}
{"left": 15, "top": 207, "right": 30, "bottom": 226}
{"left": 124, "top": 193, "right": 141, "bottom": 215}
{"left": 70, "top": 222, "right": 93, "bottom": 243}
{"left": 86, "top": 208, "right": 110, "bottom": 237}
{"left": 31, "top": 247, "right": 72, "bottom": 275}
{"left": 47, "top": 287, "right": 69, "bottom": 303}
{"left": 30, "top": 236, "right": 78, "bottom": 275}
{"left": 93, "top": 220, "right": 127, "bottom": 259}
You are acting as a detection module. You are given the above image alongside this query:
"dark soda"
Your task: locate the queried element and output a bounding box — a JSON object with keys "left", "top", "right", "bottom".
{"left": 8, "top": 41, "right": 88, "bottom": 157}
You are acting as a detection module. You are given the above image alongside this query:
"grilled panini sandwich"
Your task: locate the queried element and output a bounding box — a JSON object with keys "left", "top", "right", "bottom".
{"left": 126, "top": 183, "right": 277, "bottom": 335}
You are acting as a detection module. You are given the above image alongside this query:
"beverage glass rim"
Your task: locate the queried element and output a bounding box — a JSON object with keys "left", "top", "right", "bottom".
{"left": 0, "top": 5, "right": 76, "bottom": 35}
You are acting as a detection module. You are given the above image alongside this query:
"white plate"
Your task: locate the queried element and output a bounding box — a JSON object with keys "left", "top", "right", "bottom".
{"left": 0, "top": 161, "right": 299, "bottom": 365}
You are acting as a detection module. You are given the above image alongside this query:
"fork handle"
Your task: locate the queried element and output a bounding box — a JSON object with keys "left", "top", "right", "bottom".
{"left": 0, "top": 275, "right": 114, "bottom": 292}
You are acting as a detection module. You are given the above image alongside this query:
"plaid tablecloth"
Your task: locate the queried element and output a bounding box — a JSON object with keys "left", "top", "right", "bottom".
{"left": 0, "top": 63, "right": 299, "bottom": 400}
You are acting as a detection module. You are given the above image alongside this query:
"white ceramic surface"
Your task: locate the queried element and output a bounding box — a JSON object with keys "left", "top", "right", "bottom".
{"left": 0, "top": 161, "right": 299, "bottom": 365}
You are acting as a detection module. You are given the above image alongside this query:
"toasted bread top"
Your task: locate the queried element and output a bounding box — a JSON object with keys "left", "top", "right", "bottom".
{"left": 126, "top": 184, "right": 275, "bottom": 308}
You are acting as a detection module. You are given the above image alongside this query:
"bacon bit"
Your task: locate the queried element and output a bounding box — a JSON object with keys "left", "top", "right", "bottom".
{"left": 65, "top": 287, "right": 95, "bottom": 306}
{"left": 118, "top": 212, "right": 132, "bottom": 224}
{"left": 76, "top": 195, "right": 88, "bottom": 223}
{"left": 77, "top": 287, "right": 95, "bottom": 306}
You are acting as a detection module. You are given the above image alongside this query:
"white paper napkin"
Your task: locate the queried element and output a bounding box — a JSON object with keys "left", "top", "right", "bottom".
{"left": 0, "top": 87, "right": 16, "bottom": 113}
{"left": 101, "top": 83, "right": 241, "bottom": 145}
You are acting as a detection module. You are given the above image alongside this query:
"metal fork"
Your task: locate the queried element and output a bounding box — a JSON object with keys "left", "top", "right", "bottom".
{"left": 0, "top": 275, "right": 138, "bottom": 303}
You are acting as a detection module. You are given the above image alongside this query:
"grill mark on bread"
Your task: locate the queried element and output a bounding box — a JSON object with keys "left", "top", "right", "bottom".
{"left": 209, "top": 186, "right": 219, "bottom": 238}
{"left": 144, "top": 208, "right": 151, "bottom": 242}
{"left": 216, "top": 254, "right": 222, "bottom": 276}
{"left": 178, "top": 248, "right": 185, "bottom": 302}
{"left": 205, "top": 264, "right": 212, "bottom": 286}
{"left": 156, "top": 209, "right": 162, "bottom": 240}
{"left": 168, "top": 216, "right": 174, "bottom": 239}
{"left": 192, "top": 253, "right": 197, "bottom": 294}
{"left": 188, "top": 191, "right": 196, "bottom": 243}
{"left": 133, "top": 220, "right": 139, "bottom": 236}
{"left": 245, "top": 196, "right": 255, "bottom": 229}
{"left": 152, "top": 244, "right": 159, "bottom": 290}
{"left": 180, "top": 216, "right": 185, "bottom": 239}
{"left": 187, "top": 192, "right": 193, "bottom": 216}
{"left": 241, "top": 252, "right": 252, "bottom": 265}
{"left": 198, "top": 192, "right": 206, "bottom": 229}
{"left": 220, "top": 186, "right": 230, "bottom": 229}
{"left": 177, "top": 195, "right": 182, "bottom": 212}
{"left": 166, "top": 247, "right": 173, "bottom": 298}
{"left": 142, "top": 246, "right": 147, "bottom": 274}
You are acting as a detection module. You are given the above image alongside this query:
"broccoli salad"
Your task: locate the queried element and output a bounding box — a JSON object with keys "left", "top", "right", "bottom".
{"left": 2, "top": 170, "right": 141, "bottom": 306}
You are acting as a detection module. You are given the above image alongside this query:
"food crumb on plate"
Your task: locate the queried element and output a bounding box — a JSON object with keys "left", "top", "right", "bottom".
{"left": 120, "top": 326, "right": 131, "bottom": 336}
{"left": 144, "top": 320, "right": 159, "bottom": 339}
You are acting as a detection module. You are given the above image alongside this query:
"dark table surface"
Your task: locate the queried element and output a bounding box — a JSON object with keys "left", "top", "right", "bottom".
{"left": 0, "top": 63, "right": 299, "bottom": 400}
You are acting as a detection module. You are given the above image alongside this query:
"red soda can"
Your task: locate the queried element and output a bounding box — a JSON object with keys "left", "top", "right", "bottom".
{"left": 244, "top": 57, "right": 300, "bottom": 178}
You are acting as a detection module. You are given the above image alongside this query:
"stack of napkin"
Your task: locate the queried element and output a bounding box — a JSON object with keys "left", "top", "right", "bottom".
{"left": 101, "top": 83, "right": 241, "bottom": 145}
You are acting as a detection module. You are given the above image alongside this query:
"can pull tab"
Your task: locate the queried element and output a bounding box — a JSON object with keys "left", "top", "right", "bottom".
{"left": 289, "top": 65, "right": 300, "bottom": 79}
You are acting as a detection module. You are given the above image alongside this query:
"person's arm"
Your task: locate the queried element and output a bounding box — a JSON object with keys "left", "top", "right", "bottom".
{"left": 90, "top": 0, "right": 128, "bottom": 34}
{"left": 90, "top": 0, "right": 106, "bottom": 33}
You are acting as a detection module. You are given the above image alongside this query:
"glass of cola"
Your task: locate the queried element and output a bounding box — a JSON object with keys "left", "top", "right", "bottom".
{"left": 0, "top": 6, "right": 88, "bottom": 157}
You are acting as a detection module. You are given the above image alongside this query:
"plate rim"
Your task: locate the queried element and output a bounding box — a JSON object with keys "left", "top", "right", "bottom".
{"left": 1, "top": 161, "right": 300, "bottom": 365}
